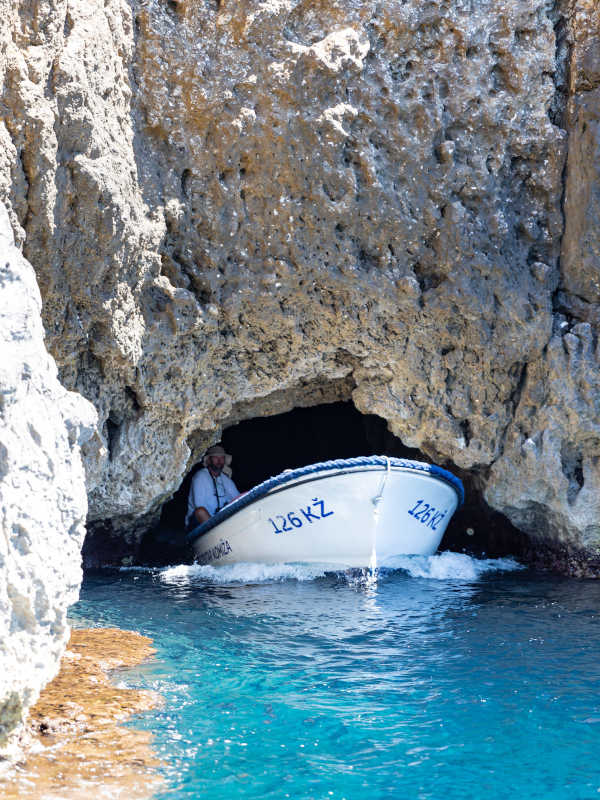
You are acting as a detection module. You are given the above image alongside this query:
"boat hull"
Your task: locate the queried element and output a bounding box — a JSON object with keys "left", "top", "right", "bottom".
{"left": 188, "top": 459, "right": 463, "bottom": 568}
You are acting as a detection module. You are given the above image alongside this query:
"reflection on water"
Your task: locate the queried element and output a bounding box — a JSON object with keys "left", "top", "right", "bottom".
{"left": 72, "top": 556, "right": 600, "bottom": 800}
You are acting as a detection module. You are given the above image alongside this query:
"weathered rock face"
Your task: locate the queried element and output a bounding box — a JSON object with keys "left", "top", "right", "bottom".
{"left": 484, "top": 1, "right": 600, "bottom": 569}
{"left": 0, "top": 203, "right": 96, "bottom": 747}
{"left": 1, "top": 0, "right": 600, "bottom": 568}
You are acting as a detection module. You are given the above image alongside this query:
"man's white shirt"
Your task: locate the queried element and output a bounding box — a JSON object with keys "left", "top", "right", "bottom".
{"left": 186, "top": 468, "right": 239, "bottom": 527}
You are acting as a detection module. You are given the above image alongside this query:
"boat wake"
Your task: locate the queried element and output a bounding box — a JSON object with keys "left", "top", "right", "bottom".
{"left": 159, "top": 561, "right": 329, "bottom": 584}
{"left": 380, "top": 551, "right": 524, "bottom": 580}
{"left": 155, "top": 552, "right": 524, "bottom": 586}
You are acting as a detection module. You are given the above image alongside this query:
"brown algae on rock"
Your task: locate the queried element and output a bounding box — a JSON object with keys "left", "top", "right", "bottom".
{"left": 0, "top": 628, "right": 164, "bottom": 799}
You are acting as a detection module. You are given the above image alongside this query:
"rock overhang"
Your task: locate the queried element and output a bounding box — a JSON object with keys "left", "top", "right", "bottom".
{"left": 3, "top": 0, "right": 600, "bottom": 573}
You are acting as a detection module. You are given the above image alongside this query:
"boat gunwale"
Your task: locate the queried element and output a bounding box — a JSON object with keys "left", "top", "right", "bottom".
{"left": 187, "top": 456, "right": 464, "bottom": 546}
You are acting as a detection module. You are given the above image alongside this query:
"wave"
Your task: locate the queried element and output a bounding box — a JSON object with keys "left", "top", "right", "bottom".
{"left": 159, "top": 561, "right": 329, "bottom": 584}
{"left": 380, "top": 551, "right": 524, "bottom": 581}
{"left": 155, "top": 552, "right": 524, "bottom": 585}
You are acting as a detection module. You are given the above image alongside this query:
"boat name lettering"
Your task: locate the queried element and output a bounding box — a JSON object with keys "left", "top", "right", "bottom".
{"left": 300, "top": 506, "right": 320, "bottom": 523}
{"left": 196, "top": 539, "right": 232, "bottom": 565}
{"left": 407, "top": 499, "right": 447, "bottom": 531}
{"left": 268, "top": 498, "right": 334, "bottom": 534}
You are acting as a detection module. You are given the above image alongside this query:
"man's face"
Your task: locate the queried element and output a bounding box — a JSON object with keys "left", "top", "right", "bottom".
{"left": 208, "top": 454, "right": 225, "bottom": 474}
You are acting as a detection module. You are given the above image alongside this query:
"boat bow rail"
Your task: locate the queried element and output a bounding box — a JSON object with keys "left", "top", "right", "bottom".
{"left": 186, "top": 456, "right": 465, "bottom": 545}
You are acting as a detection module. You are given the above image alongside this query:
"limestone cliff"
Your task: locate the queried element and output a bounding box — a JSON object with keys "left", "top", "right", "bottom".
{"left": 486, "top": 1, "right": 600, "bottom": 566}
{"left": 0, "top": 204, "right": 96, "bottom": 747}
{"left": 1, "top": 0, "right": 600, "bottom": 568}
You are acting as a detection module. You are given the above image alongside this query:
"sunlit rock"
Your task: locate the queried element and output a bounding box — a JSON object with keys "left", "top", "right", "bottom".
{"left": 0, "top": 204, "right": 97, "bottom": 748}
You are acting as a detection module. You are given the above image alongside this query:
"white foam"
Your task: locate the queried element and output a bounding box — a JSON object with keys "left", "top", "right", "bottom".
{"left": 157, "top": 553, "right": 524, "bottom": 585}
{"left": 382, "top": 551, "right": 524, "bottom": 581}
{"left": 159, "top": 561, "right": 330, "bottom": 585}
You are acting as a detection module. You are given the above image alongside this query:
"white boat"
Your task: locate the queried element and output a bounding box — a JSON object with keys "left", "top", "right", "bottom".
{"left": 186, "top": 456, "right": 464, "bottom": 568}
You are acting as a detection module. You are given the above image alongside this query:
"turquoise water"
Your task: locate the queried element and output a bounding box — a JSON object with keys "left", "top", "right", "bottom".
{"left": 71, "top": 554, "right": 600, "bottom": 800}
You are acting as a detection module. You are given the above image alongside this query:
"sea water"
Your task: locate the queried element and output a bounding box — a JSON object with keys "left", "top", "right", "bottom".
{"left": 71, "top": 554, "right": 600, "bottom": 800}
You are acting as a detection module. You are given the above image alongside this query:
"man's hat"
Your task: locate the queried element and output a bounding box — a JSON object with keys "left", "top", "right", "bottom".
{"left": 203, "top": 444, "right": 232, "bottom": 469}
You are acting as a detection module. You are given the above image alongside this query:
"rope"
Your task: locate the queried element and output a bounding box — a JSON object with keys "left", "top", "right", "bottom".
{"left": 186, "top": 455, "right": 465, "bottom": 545}
{"left": 372, "top": 455, "right": 391, "bottom": 508}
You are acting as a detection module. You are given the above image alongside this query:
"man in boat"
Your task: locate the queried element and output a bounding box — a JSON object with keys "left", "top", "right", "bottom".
{"left": 185, "top": 444, "right": 240, "bottom": 531}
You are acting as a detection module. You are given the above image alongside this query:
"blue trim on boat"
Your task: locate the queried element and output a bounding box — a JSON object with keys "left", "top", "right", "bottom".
{"left": 186, "top": 456, "right": 464, "bottom": 545}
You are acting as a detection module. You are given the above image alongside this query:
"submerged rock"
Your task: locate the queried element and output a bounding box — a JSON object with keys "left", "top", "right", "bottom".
{"left": 0, "top": 628, "right": 162, "bottom": 799}
{"left": 0, "top": 204, "right": 96, "bottom": 748}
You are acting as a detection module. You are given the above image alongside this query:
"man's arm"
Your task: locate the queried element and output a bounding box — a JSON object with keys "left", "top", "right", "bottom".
{"left": 194, "top": 506, "right": 211, "bottom": 524}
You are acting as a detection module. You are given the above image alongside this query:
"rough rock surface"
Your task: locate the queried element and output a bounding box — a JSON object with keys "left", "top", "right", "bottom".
{"left": 1, "top": 0, "right": 600, "bottom": 568}
{"left": 0, "top": 203, "right": 96, "bottom": 747}
{"left": 485, "top": 1, "right": 600, "bottom": 568}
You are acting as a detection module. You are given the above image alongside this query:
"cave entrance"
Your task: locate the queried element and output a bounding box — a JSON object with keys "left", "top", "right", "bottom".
{"left": 148, "top": 401, "right": 417, "bottom": 561}
{"left": 144, "top": 400, "right": 528, "bottom": 564}
{"left": 221, "top": 401, "right": 420, "bottom": 493}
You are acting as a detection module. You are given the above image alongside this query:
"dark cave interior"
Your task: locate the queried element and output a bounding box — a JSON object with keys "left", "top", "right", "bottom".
{"left": 142, "top": 401, "right": 529, "bottom": 564}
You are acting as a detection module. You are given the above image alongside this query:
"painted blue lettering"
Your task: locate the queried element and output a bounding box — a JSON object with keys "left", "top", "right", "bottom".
{"left": 408, "top": 499, "right": 423, "bottom": 517}
{"left": 312, "top": 498, "right": 334, "bottom": 518}
{"left": 431, "top": 511, "right": 446, "bottom": 531}
{"left": 288, "top": 512, "right": 302, "bottom": 528}
{"left": 278, "top": 514, "right": 292, "bottom": 532}
{"left": 421, "top": 506, "right": 434, "bottom": 523}
{"left": 427, "top": 512, "right": 439, "bottom": 530}
{"left": 408, "top": 500, "right": 450, "bottom": 530}
{"left": 269, "top": 517, "right": 282, "bottom": 534}
{"left": 301, "top": 506, "right": 320, "bottom": 523}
